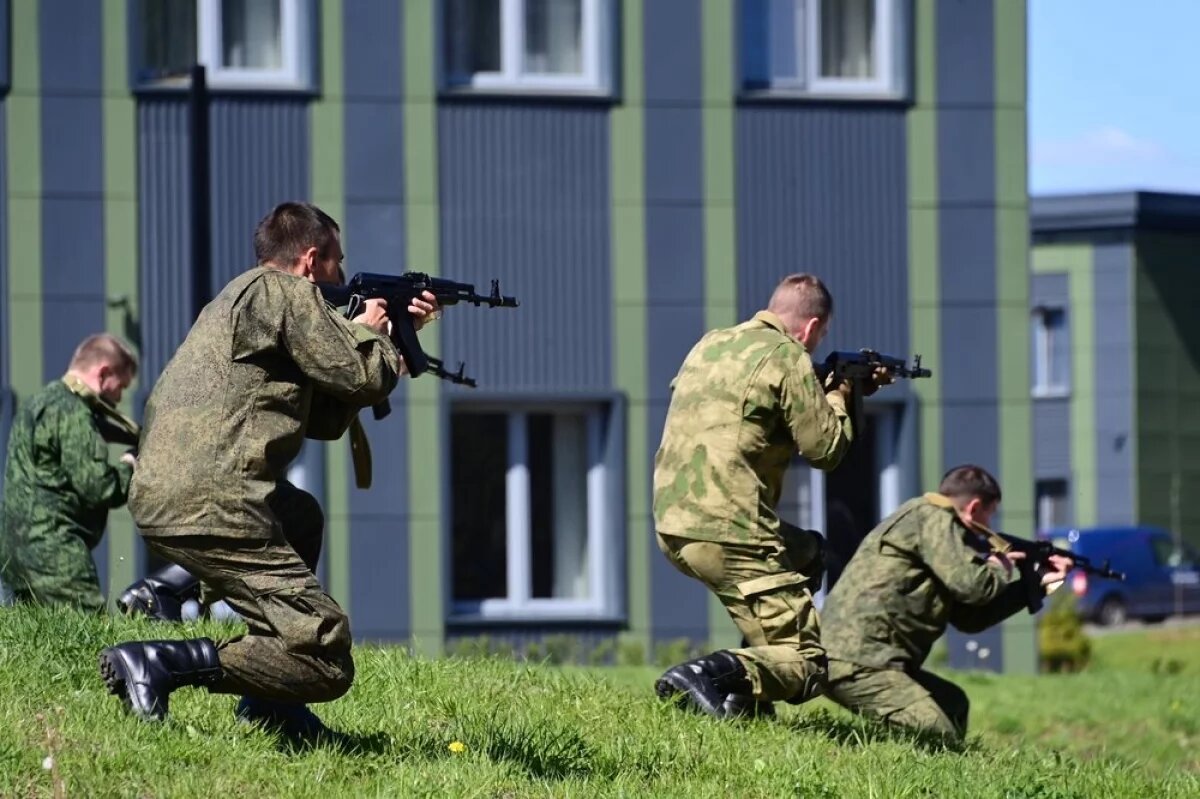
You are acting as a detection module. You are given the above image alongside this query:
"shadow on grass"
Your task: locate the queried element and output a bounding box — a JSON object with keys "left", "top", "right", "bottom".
{"left": 384, "top": 713, "right": 632, "bottom": 781}
{"left": 780, "top": 708, "right": 979, "bottom": 755}
{"left": 276, "top": 728, "right": 395, "bottom": 756}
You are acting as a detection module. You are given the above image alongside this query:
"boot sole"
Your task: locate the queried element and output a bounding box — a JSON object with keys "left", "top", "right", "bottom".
{"left": 655, "top": 674, "right": 705, "bottom": 713}
{"left": 655, "top": 672, "right": 728, "bottom": 718}
{"left": 98, "top": 650, "right": 134, "bottom": 715}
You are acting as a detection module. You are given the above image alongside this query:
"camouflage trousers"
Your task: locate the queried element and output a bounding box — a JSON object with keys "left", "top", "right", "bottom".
{"left": 0, "top": 527, "right": 105, "bottom": 613}
{"left": 656, "top": 530, "right": 826, "bottom": 703}
{"left": 826, "top": 659, "right": 969, "bottom": 740}
{"left": 142, "top": 482, "right": 353, "bottom": 704}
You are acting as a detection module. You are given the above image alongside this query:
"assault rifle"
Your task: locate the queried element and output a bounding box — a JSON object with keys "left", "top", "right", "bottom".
{"left": 813, "top": 349, "right": 932, "bottom": 433}
{"left": 979, "top": 528, "right": 1126, "bottom": 613}
{"left": 319, "top": 271, "right": 520, "bottom": 419}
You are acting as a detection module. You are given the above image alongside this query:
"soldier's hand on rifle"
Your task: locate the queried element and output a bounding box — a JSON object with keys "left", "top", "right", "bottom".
{"left": 408, "top": 290, "right": 440, "bottom": 332}
{"left": 1042, "top": 554, "right": 1074, "bottom": 593}
{"left": 987, "top": 551, "right": 1021, "bottom": 576}
{"left": 120, "top": 451, "right": 137, "bottom": 467}
{"left": 352, "top": 298, "right": 390, "bottom": 336}
{"left": 860, "top": 366, "right": 895, "bottom": 397}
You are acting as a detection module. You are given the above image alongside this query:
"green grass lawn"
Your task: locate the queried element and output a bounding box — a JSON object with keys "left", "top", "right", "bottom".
{"left": 1, "top": 606, "right": 1197, "bottom": 798}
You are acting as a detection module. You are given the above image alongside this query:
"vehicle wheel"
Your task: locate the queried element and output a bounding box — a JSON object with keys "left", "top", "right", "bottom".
{"left": 1097, "top": 596, "right": 1128, "bottom": 627}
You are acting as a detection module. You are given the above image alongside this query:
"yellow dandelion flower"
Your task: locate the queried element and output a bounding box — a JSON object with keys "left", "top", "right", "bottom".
{"left": 449, "top": 741, "right": 467, "bottom": 754}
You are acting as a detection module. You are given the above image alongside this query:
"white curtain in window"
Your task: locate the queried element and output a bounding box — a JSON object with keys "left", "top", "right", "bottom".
{"left": 820, "top": 0, "right": 876, "bottom": 79}
{"left": 551, "top": 414, "right": 589, "bottom": 599}
{"left": 524, "top": 0, "right": 583, "bottom": 75}
{"left": 222, "top": 0, "right": 282, "bottom": 69}
{"left": 1047, "top": 309, "right": 1070, "bottom": 389}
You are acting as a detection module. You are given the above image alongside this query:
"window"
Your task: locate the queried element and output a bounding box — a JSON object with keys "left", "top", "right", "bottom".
{"left": 742, "top": 0, "right": 906, "bottom": 99}
{"left": 442, "top": 0, "right": 613, "bottom": 94}
{"left": 1031, "top": 306, "right": 1070, "bottom": 397}
{"left": 1035, "top": 479, "right": 1069, "bottom": 533}
{"left": 134, "top": 0, "right": 314, "bottom": 91}
{"left": 450, "top": 404, "right": 620, "bottom": 619}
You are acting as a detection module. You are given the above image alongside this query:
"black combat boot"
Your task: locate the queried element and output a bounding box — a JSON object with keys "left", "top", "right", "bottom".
{"left": 655, "top": 650, "right": 751, "bottom": 718}
{"left": 116, "top": 564, "right": 202, "bottom": 622}
{"left": 98, "top": 638, "right": 222, "bottom": 721}
{"left": 721, "top": 693, "right": 776, "bottom": 719}
{"left": 235, "top": 697, "right": 333, "bottom": 744}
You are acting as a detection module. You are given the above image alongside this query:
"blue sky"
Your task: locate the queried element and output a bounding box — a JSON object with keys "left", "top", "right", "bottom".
{"left": 1029, "top": 0, "right": 1200, "bottom": 196}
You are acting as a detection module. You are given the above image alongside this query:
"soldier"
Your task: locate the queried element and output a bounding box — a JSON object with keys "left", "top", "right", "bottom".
{"left": 652, "top": 274, "right": 890, "bottom": 718}
{"left": 97, "top": 202, "right": 438, "bottom": 743}
{"left": 820, "top": 465, "right": 1073, "bottom": 741}
{"left": 0, "top": 334, "right": 139, "bottom": 612}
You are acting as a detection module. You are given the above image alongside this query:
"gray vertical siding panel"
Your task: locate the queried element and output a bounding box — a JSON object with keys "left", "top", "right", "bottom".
{"left": 39, "top": 0, "right": 106, "bottom": 384}
{"left": 137, "top": 100, "right": 193, "bottom": 385}
{"left": 1032, "top": 273, "right": 1071, "bottom": 481}
{"left": 643, "top": 0, "right": 709, "bottom": 644}
{"left": 735, "top": 108, "right": 909, "bottom": 352}
{"left": 438, "top": 104, "right": 611, "bottom": 393}
{"left": 208, "top": 99, "right": 311, "bottom": 288}
{"left": 1031, "top": 271, "right": 1069, "bottom": 309}
{"left": 1033, "top": 399, "right": 1070, "bottom": 478}
{"left": 342, "top": 0, "right": 409, "bottom": 641}
{"left": 936, "top": 0, "right": 1003, "bottom": 673}
{"left": 1093, "top": 241, "right": 1135, "bottom": 525}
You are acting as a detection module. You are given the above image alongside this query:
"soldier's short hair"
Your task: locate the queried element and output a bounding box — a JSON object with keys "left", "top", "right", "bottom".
{"left": 767, "top": 274, "right": 833, "bottom": 322}
{"left": 939, "top": 464, "right": 1002, "bottom": 506}
{"left": 254, "top": 201, "right": 341, "bottom": 267}
{"left": 69, "top": 334, "right": 138, "bottom": 377}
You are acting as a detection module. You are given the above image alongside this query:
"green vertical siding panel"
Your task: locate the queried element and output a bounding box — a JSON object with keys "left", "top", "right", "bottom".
{"left": 404, "top": 0, "right": 443, "bottom": 654}
{"left": 908, "top": 0, "right": 940, "bottom": 490}
{"left": 103, "top": 0, "right": 139, "bottom": 598}
{"left": 994, "top": 0, "right": 1036, "bottom": 675}
{"left": 701, "top": 0, "right": 739, "bottom": 650}
{"left": 1033, "top": 244, "right": 1096, "bottom": 527}
{"left": 7, "top": 0, "right": 41, "bottom": 396}
{"left": 613, "top": 0, "right": 649, "bottom": 653}
{"left": 312, "top": 0, "right": 351, "bottom": 607}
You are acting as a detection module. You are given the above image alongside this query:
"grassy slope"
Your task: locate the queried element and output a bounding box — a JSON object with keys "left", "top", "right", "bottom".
{"left": 1, "top": 606, "right": 1197, "bottom": 798}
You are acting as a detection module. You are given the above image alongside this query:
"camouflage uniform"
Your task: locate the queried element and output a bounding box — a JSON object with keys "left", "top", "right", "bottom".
{"left": 820, "top": 493, "right": 1031, "bottom": 739}
{"left": 653, "top": 310, "right": 852, "bottom": 702}
{"left": 0, "top": 377, "right": 135, "bottom": 612}
{"left": 128, "top": 266, "right": 399, "bottom": 703}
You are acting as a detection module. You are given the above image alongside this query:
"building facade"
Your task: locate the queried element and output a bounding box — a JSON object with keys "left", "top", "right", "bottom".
{"left": 0, "top": 0, "right": 1033, "bottom": 671}
{"left": 1031, "top": 191, "right": 1200, "bottom": 555}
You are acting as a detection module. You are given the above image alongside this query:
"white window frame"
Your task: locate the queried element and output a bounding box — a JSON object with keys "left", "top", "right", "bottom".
{"left": 744, "top": 0, "right": 907, "bottom": 100}
{"left": 443, "top": 0, "right": 613, "bottom": 95}
{"left": 137, "top": 0, "right": 314, "bottom": 92}
{"left": 1031, "top": 305, "right": 1070, "bottom": 398}
{"left": 450, "top": 404, "right": 620, "bottom": 621}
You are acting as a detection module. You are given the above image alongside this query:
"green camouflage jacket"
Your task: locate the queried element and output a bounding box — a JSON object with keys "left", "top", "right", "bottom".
{"left": 0, "top": 378, "right": 134, "bottom": 559}
{"left": 129, "top": 267, "right": 399, "bottom": 537}
{"left": 821, "top": 493, "right": 1029, "bottom": 670}
{"left": 652, "top": 310, "right": 852, "bottom": 545}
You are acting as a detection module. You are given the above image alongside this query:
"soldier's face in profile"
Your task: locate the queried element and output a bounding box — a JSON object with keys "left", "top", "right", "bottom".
{"left": 303, "top": 233, "right": 345, "bottom": 285}
{"left": 98, "top": 365, "right": 133, "bottom": 404}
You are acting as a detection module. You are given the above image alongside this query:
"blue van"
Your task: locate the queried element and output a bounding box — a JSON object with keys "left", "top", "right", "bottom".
{"left": 1042, "top": 526, "right": 1200, "bottom": 626}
